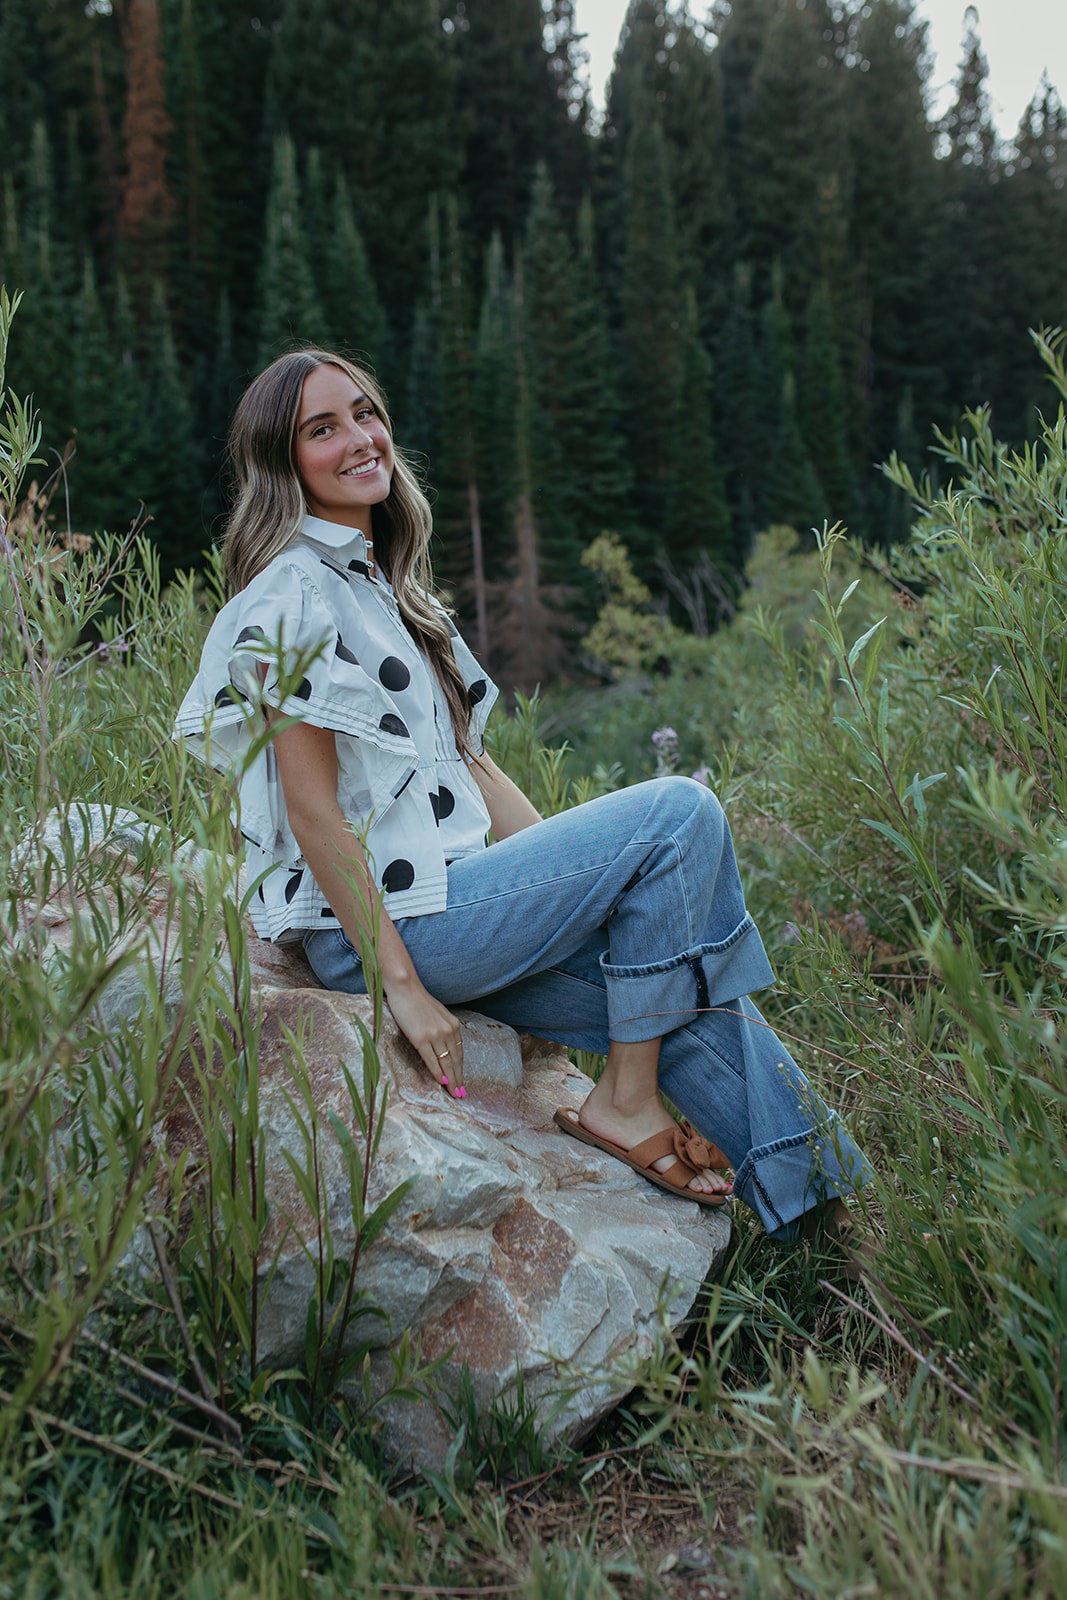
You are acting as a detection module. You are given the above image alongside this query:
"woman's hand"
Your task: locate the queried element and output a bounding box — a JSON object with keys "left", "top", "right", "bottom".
{"left": 270, "top": 717, "right": 468, "bottom": 1099}
{"left": 383, "top": 971, "right": 466, "bottom": 1096}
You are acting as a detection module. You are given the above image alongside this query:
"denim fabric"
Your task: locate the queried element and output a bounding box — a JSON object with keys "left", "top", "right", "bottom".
{"left": 303, "top": 777, "right": 872, "bottom": 1238}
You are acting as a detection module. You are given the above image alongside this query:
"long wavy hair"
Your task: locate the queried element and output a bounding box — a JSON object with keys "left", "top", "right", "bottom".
{"left": 222, "top": 349, "right": 475, "bottom": 757}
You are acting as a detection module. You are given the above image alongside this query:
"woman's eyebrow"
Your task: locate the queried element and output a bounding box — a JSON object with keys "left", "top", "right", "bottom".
{"left": 297, "top": 395, "right": 370, "bottom": 433}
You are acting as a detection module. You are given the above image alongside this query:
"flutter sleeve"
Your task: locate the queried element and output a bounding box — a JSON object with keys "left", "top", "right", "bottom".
{"left": 173, "top": 559, "right": 419, "bottom": 851}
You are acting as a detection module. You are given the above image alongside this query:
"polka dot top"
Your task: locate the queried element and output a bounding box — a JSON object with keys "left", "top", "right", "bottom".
{"left": 174, "top": 514, "right": 498, "bottom": 942}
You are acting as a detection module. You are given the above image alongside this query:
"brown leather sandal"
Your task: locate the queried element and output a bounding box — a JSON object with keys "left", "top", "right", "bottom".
{"left": 553, "top": 1106, "right": 732, "bottom": 1208}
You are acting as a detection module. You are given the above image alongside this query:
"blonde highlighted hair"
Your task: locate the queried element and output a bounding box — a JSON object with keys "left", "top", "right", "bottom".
{"left": 222, "top": 349, "right": 476, "bottom": 757}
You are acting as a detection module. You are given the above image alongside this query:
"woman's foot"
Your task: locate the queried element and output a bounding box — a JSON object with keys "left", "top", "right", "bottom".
{"left": 577, "top": 1083, "right": 731, "bottom": 1197}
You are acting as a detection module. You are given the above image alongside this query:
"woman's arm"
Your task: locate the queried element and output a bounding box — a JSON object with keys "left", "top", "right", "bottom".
{"left": 271, "top": 716, "right": 465, "bottom": 1090}
{"left": 470, "top": 751, "right": 542, "bottom": 840}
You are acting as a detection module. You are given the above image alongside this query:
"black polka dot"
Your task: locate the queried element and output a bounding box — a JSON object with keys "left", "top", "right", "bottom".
{"left": 320, "top": 558, "right": 350, "bottom": 583}
{"left": 258, "top": 882, "right": 266, "bottom": 902}
{"left": 395, "top": 770, "right": 415, "bottom": 797}
{"left": 284, "top": 870, "right": 304, "bottom": 904}
{"left": 236, "top": 625, "right": 269, "bottom": 646}
{"left": 214, "top": 683, "right": 247, "bottom": 707}
{"left": 379, "top": 713, "right": 409, "bottom": 737}
{"left": 293, "top": 677, "right": 313, "bottom": 701}
{"left": 436, "top": 784, "right": 455, "bottom": 819}
{"left": 382, "top": 859, "right": 415, "bottom": 893}
{"left": 430, "top": 791, "right": 440, "bottom": 824}
{"left": 335, "top": 637, "right": 358, "bottom": 665}
{"left": 378, "top": 656, "right": 410, "bottom": 692}
{"left": 321, "top": 905, "right": 334, "bottom": 918}
{"left": 348, "top": 559, "right": 370, "bottom": 578}
{"left": 467, "top": 678, "right": 488, "bottom": 706}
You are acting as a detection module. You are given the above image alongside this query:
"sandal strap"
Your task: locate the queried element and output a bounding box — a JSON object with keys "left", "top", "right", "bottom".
{"left": 678, "top": 1119, "right": 731, "bottom": 1172}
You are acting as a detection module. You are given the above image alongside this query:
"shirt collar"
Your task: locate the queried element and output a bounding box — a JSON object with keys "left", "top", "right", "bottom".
{"left": 299, "top": 513, "right": 372, "bottom": 563}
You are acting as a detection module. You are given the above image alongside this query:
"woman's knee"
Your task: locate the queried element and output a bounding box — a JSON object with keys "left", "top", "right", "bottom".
{"left": 651, "top": 774, "right": 726, "bottom": 843}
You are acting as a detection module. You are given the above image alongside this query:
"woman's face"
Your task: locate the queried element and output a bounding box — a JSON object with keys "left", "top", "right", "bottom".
{"left": 294, "top": 364, "right": 394, "bottom": 533}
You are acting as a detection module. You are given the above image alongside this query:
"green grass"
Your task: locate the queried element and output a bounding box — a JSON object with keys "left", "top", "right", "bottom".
{"left": 4, "top": 290, "right": 1067, "bottom": 1595}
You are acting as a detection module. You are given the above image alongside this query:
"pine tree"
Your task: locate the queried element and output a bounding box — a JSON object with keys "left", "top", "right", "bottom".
{"left": 714, "top": 263, "right": 761, "bottom": 543}
{"left": 201, "top": 287, "right": 237, "bottom": 530}
{"left": 255, "top": 135, "right": 326, "bottom": 364}
{"left": 844, "top": 0, "right": 936, "bottom": 493}
{"left": 322, "top": 177, "right": 391, "bottom": 381}
{"left": 664, "top": 286, "right": 732, "bottom": 574}
{"left": 607, "top": 2, "right": 728, "bottom": 331}
{"left": 497, "top": 245, "right": 574, "bottom": 689}
{"left": 516, "top": 168, "right": 584, "bottom": 584}
{"left": 567, "top": 196, "right": 632, "bottom": 548}
{"left": 757, "top": 277, "right": 824, "bottom": 536}
{"left": 618, "top": 107, "right": 681, "bottom": 557}
{"left": 926, "top": 6, "right": 1004, "bottom": 418}
{"left": 0, "top": 0, "right": 48, "bottom": 158}
{"left": 66, "top": 260, "right": 147, "bottom": 534}
{"left": 185, "top": 0, "right": 280, "bottom": 326}
{"left": 402, "top": 197, "right": 444, "bottom": 477}
{"left": 141, "top": 281, "right": 205, "bottom": 572}
{"left": 938, "top": 6, "right": 996, "bottom": 170}
{"left": 2, "top": 123, "right": 71, "bottom": 438}
{"left": 798, "top": 283, "right": 856, "bottom": 526}
{"left": 433, "top": 194, "right": 489, "bottom": 653}
{"left": 448, "top": 0, "right": 590, "bottom": 256}
{"left": 726, "top": 0, "right": 850, "bottom": 309}
{"left": 473, "top": 231, "right": 518, "bottom": 585}
{"left": 265, "top": 0, "right": 458, "bottom": 326}
{"left": 992, "top": 82, "right": 1067, "bottom": 437}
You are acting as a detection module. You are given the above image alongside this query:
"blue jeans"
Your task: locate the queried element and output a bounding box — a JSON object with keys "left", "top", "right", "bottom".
{"left": 303, "top": 778, "right": 871, "bottom": 1238}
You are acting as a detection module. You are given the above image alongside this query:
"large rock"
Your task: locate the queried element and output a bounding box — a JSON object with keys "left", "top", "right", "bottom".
{"left": 38, "top": 810, "right": 732, "bottom": 1465}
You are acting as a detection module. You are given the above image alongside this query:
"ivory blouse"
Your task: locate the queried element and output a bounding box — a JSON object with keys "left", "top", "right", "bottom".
{"left": 174, "top": 513, "right": 498, "bottom": 942}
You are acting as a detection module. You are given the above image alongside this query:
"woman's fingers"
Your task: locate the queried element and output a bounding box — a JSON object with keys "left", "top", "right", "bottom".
{"left": 384, "top": 978, "right": 466, "bottom": 1097}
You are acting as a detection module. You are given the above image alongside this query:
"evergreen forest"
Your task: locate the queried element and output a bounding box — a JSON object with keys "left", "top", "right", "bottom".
{"left": 2, "top": 0, "right": 1066, "bottom": 683}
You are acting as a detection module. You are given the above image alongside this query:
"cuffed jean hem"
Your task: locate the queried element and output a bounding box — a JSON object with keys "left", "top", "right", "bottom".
{"left": 734, "top": 1116, "right": 875, "bottom": 1240}
{"left": 601, "top": 919, "right": 777, "bottom": 1042}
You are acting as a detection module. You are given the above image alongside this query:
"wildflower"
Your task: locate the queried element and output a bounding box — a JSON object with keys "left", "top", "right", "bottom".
{"left": 651, "top": 726, "right": 679, "bottom": 776}
{"left": 691, "top": 764, "right": 712, "bottom": 787}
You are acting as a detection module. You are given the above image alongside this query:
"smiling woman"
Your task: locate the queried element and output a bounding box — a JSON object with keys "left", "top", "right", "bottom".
{"left": 174, "top": 346, "right": 871, "bottom": 1241}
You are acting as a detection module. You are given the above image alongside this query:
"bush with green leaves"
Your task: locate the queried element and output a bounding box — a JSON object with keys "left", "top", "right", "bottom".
{"left": 625, "top": 331, "right": 1067, "bottom": 1596}
{"left": 546, "top": 523, "right": 897, "bottom": 785}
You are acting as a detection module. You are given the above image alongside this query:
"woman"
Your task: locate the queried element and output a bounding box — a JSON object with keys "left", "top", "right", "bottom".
{"left": 176, "top": 348, "right": 870, "bottom": 1236}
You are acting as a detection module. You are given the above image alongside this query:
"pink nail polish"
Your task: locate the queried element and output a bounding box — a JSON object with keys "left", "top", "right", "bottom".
{"left": 440, "top": 1075, "right": 448, "bottom": 1086}
{"left": 455, "top": 1085, "right": 467, "bottom": 1099}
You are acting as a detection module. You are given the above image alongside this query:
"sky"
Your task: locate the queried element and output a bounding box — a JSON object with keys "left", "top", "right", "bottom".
{"left": 571, "top": 0, "right": 1067, "bottom": 138}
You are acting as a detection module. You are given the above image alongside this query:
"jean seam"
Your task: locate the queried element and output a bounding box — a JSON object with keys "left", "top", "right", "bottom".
{"left": 669, "top": 830, "right": 695, "bottom": 947}
{"left": 442, "top": 858, "right": 635, "bottom": 913}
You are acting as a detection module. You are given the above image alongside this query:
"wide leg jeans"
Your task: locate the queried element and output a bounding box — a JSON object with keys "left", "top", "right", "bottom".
{"left": 303, "top": 777, "right": 871, "bottom": 1238}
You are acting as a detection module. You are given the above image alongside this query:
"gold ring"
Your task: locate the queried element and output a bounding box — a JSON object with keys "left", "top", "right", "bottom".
{"left": 437, "top": 1048, "right": 450, "bottom": 1059}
